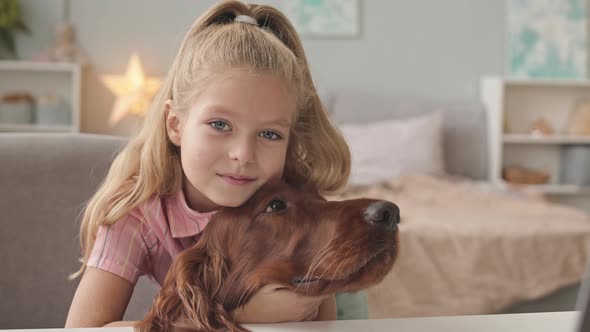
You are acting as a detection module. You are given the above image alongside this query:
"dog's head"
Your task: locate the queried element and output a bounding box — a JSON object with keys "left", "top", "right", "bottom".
{"left": 137, "top": 180, "right": 399, "bottom": 332}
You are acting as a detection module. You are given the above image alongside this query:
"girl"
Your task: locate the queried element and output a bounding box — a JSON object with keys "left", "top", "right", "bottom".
{"left": 65, "top": 0, "right": 350, "bottom": 327}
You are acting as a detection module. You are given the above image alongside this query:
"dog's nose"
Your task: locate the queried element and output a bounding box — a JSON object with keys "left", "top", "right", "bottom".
{"left": 363, "top": 201, "right": 400, "bottom": 230}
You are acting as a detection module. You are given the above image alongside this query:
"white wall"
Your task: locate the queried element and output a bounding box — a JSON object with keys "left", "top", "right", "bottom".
{"left": 16, "top": 0, "right": 506, "bottom": 135}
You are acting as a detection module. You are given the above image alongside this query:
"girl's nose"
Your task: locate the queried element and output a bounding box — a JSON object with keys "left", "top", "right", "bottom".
{"left": 228, "top": 137, "right": 256, "bottom": 164}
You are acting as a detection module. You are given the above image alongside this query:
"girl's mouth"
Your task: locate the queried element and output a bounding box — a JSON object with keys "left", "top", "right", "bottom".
{"left": 219, "top": 174, "right": 256, "bottom": 185}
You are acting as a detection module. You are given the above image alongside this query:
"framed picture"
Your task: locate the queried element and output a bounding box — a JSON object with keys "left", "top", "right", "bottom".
{"left": 507, "top": 0, "right": 587, "bottom": 79}
{"left": 283, "top": 0, "right": 360, "bottom": 37}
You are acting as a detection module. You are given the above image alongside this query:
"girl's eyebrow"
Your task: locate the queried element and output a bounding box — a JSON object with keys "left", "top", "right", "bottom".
{"left": 202, "top": 105, "right": 235, "bottom": 117}
{"left": 263, "top": 118, "right": 291, "bottom": 129}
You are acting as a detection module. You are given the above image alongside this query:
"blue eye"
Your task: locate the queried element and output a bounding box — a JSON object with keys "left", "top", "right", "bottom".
{"left": 210, "top": 120, "right": 230, "bottom": 131}
{"left": 260, "top": 130, "right": 281, "bottom": 140}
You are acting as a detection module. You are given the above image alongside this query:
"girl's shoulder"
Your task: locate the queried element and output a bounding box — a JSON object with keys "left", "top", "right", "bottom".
{"left": 129, "top": 190, "right": 212, "bottom": 231}
{"left": 104, "top": 192, "right": 181, "bottom": 248}
{"left": 118, "top": 190, "right": 216, "bottom": 240}
{"left": 128, "top": 191, "right": 178, "bottom": 225}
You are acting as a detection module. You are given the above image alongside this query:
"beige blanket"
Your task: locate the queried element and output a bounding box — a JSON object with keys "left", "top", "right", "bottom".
{"left": 327, "top": 175, "right": 590, "bottom": 318}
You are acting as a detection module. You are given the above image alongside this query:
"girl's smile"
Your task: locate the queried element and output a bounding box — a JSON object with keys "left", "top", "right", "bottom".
{"left": 218, "top": 173, "right": 258, "bottom": 186}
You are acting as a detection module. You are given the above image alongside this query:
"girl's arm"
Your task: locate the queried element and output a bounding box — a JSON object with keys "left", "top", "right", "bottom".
{"left": 66, "top": 269, "right": 336, "bottom": 328}
{"left": 232, "top": 284, "right": 334, "bottom": 323}
{"left": 316, "top": 295, "right": 337, "bottom": 321}
{"left": 65, "top": 267, "right": 136, "bottom": 327}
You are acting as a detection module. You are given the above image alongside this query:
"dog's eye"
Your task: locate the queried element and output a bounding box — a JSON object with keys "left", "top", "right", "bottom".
{"left": 265, "top": 199, "right": 287, "bottom": 213}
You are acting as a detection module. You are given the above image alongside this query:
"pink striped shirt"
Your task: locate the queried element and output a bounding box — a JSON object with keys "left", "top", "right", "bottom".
{"left": 87, "top": 190, "right": 216, "bottom": 286}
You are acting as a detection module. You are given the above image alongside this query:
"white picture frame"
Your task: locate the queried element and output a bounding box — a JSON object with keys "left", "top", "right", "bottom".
{"left": 283, "top": 0, "right": 360, "bottom": 37}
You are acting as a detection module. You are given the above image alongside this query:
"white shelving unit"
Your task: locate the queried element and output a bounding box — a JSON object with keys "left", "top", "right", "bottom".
{"left": 0, "top": 60, "right": 81, "bottom": 132}
{"left": 481, "top": 76, "right": 590, "bottom": 211}
{"left": 503, "top": 134, "right": 590, "bottom": 144}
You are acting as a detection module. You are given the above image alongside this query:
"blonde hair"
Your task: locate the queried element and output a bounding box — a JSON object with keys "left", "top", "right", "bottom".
{"left": 73, "top": 0, "right": 350, "bottom": 279}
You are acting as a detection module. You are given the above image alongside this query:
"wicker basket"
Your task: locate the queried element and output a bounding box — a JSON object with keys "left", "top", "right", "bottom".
{"left": 502, "top": 166, "right": 550, "bottom": 185}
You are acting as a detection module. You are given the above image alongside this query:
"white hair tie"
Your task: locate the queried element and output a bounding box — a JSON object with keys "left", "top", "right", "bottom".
{"left": 234, "top": 15, "right": 258, "bottom": 26}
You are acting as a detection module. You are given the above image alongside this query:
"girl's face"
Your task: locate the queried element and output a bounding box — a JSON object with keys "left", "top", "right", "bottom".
{"left": 167, "top": 69, "right": 296, "bottom": 212}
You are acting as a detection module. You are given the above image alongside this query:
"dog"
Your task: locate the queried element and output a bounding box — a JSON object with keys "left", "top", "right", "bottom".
{"left": 136, "top": 180, "right": 400, "bottom": 332}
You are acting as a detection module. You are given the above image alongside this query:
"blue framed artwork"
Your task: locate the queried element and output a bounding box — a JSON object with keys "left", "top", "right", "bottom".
{"left": 283, "top": 0, "right": 360, "bottom": 37}
{"left": 508, "top": 0, "right": 587, "bottom": 78}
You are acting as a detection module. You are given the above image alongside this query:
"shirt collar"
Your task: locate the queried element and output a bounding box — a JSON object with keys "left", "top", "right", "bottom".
{"left": 169, "top": 189, "right": 217, "bottom": 238}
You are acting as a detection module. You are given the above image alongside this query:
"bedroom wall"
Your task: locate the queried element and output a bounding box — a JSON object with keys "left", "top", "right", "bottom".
{"left": 15, "top": 0, "right": 505, "bottom": 135}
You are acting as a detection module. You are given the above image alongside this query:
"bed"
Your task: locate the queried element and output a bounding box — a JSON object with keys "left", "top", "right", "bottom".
{"left": 323, "top": 91, "right": 590, "bottom": 319}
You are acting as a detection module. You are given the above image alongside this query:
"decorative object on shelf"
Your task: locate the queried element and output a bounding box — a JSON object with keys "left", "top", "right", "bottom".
{"left": 102, "top": 53, "right": 162, "bottom": 125}
{"left": 0, "top": 92, "right": 34, "bottom": 124}
{"left": 560, "top": 145, "right": 590, "bottom": 185}
{"left": 502, "top": 166, "right": 550, "bottom": 185}
{"left": 35, "top": 93, "right": 69, "bottom": 126}
{"left": 0, "top": 0, "right": 30, "bottom": 59}
{"left": 566, "top": 99, "right": 590, "bottom": 136}
{"left": 45, "top": 22, "right": 86, "bottom": 64}
{"left": 282, "top": 0, "right": 360, "bottom": 37}
{"left": 507, "top": 0, "right": 587, "bottom": 79}
{"left": 503, "top": 113, "right": 512, "bottom": 133}
{"left": 529, "top": 117, "right": 554, "bottom": 136}
{"left": 34, "top": 0, "right": 85, "bottom": 64}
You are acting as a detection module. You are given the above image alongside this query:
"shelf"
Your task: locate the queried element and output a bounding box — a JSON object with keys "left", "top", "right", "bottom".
{"left": 503, "top": 182, "right": 590, "bottom": 195}
{"left": 0, "top": 60, "right": 79, "bottom": 73}
{"left": 482, "top": 76, "right": 590, "bottom": 211}
{"left": 502, "top": 77, "right": 590, "bottom": 88}
{"left": 0, "top": 60, "right": 81, "bottom": 133}
{"left": 0, "top": 124, "right": 75, "bottom": 133}
{"left": 503, "top": 134, "right": 590, "bottom": 144}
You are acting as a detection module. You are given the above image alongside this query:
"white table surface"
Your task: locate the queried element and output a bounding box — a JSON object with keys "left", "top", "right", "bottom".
{"left": 2, "top": 311, "right": 581, "bottom": 332}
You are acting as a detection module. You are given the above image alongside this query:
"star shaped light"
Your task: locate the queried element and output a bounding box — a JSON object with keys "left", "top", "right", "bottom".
{"left": 102, "top": 53, "right": 162, "bottom": 124}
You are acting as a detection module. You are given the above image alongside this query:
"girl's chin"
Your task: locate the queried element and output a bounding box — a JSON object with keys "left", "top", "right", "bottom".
{"left": 209, "top": 190, "right": 254, "bottom": 208}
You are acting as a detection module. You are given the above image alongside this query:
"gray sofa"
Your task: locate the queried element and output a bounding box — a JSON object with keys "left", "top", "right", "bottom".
{"left": 0, "top": 133, "right": 157, "bottom": 329}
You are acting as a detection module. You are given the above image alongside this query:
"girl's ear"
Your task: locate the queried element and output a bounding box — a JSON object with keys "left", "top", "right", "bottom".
{"left": 165, "top": 99, "right": 182, "bottom": 147}
{"left": 135, "top": 244, "right": 247, "bottom": 332}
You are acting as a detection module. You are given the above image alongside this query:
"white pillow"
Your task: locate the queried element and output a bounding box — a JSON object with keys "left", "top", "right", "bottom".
{"left": 339, "top": 112, "right": 445, "bottom": 186}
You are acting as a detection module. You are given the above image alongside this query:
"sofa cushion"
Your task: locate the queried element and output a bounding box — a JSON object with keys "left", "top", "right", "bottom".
{"left": 0, "top": 133, "right": 156, "bottom": 328}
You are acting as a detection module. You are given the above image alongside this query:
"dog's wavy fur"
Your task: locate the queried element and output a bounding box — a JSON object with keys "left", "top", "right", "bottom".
{"left": 136, "top": 180, "right": 400, "bottom": 332}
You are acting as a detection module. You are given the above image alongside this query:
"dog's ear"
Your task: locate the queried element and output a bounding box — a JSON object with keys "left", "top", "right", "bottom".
{"left": 135, "top": 243, "right": 247, "bottom": 332}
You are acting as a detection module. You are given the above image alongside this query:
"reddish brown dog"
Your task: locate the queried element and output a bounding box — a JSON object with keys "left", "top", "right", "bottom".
{"left": 136, "top": 180, "right": 400, "bottom": 332}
